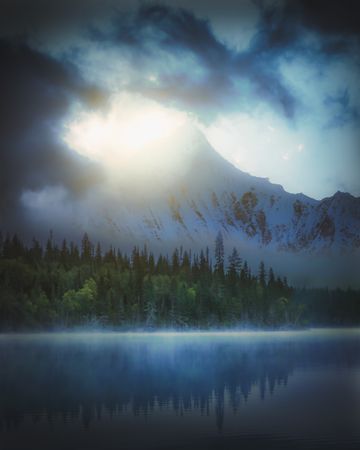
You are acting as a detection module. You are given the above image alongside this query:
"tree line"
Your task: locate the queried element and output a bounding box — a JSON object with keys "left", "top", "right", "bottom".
{"left": 0, "top": 231, "right": 358, "bottom": 329}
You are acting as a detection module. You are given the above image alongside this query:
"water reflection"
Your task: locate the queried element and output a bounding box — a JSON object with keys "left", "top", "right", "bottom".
{"left": 0, "top": 330, "right": 359, "bottom": 449}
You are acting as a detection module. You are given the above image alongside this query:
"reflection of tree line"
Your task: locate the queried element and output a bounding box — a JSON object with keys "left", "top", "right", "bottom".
{"left": 0, "top": 338, "right": 359, "bottom": 431}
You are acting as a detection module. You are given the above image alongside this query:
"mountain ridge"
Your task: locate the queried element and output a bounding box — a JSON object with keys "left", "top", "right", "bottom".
{"left": 120, "top": 125, "right": 360, "bottom": 255}
{"left": 20, "top": 124, "right": 360, "bottom": 287}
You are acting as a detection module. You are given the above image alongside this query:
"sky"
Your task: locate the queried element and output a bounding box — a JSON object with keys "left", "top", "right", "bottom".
{"left": 0, "top": 0, "right": 360, "bottom": 233}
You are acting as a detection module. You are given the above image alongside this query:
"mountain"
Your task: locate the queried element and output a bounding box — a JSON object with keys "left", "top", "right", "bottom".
{"left": 92, "top": 125, "right": 359, "bottom": 251}
{"left": 24, "top": 124, "right": 360, "bottom": 287}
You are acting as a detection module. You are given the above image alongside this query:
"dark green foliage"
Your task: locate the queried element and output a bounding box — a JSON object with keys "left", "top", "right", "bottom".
{"left": 0, "top": 232, "right": 358, "bottom": 329}
{"left": 258, "top": 261, "right": 266, "bottom": 287}
{"left": 214, "top": 231, "right": 224, "bottom": 278}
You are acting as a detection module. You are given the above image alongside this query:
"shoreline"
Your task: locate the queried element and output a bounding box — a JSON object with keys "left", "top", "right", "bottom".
{"left": 0, "top": 326, "right": 359, "bottom": 337}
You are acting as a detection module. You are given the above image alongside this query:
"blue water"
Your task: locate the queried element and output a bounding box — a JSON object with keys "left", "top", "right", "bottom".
{"left": 0, "top": 329, "right": 359, "bottom": 449}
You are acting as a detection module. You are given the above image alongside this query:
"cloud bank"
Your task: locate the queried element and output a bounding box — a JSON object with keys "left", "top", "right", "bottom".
{"left": 0, "top": 0, "right": 359, "bottom": 235}
{"left": 0, "top": 38, "right": 105, "bottom": 230}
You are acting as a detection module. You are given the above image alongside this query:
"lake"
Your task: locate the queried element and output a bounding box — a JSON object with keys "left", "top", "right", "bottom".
{"left": 0, "top": 329, "right": 359, "bottom": 449}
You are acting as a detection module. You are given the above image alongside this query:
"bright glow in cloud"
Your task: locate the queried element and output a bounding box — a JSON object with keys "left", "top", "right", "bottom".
{"left": 64, "top": 90, "right": 359, "bottom": 199}
{"left": 65, "top": 93, "right": 188, "bottom": 175}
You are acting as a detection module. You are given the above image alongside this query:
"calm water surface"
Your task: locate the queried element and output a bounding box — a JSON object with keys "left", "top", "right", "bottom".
{"left": 0, "top": 329, "right": 359, "bottom": 450}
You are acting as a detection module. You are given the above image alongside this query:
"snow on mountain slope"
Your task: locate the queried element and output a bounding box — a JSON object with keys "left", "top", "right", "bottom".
{"left": 90, "top": 124, "right": 360, "bottom": 257}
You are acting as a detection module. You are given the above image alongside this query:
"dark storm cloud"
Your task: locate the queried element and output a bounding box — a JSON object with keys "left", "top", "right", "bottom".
{"left": 252, "top": 0, "right": 360, "bottom": 55}
{"left": 296, "top": 0, "right": 360, "bottom": 39}
{"left": 232, "top": 0, "right": 360, "bottom": 124}
{"left": 0, "top": 38, "right": 105, "bottom": 229}
{"left": 323, "top": 89, "right": 359, "bottom": 128}
{"left": 109, "top": 4, "right": 242, "bottom": 118}
{"left": 96, "top": 4, "right": 298, "bottom": 120}
{"left": 0, "top": 0, "right": 121, "bottom": 41}
{"left": 252, "top": 0, "right": 360, "bottom": 128}
{"left": 2, "top": 1, "right": 358, "bottom": 123}
{"left": 87, "top": 1, "right": 360, "bottom": 122}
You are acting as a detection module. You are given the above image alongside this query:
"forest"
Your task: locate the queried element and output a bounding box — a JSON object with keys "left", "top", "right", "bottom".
{"left": 0, "top": 231, "right": 359, "bottom": 329}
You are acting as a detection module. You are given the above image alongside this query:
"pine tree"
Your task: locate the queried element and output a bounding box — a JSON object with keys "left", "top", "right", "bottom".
{"left": 227, "top": 248, "right": 241, "bottom": 275}
{"left": 172, "top": 248, "right": 180, "bottom": 274}
{"left": 181, "top": 251, "right": 191, "bottom": 277}
{"left": 95, "top": 242, "right": 102, "bottom": 265}
{"left": 148, "top": 252, "right": 155, "bottom": 274}
{"left": 30, "top": 238, "right": 43, "bottom": 263}
{"left": 214, "top": 231, "right": 224, "bottom": 277}
{"left": 45, "top": 230, "right": 54, "bottom": 262}
{"left": 81, "top": 232, "right": 92, "bottom": 262}
{"left": 240, "top": 261, "right": 249, "bottom": 285}
{"left": 227, "top": 247, "right": 241, "bottom": 297}
{"left": 2, "top": 233, "right": 11, "bottom": 259}
{"left": 258, "top": 261, "right": 266, "bottom": 287}
{"left": 268, "top": 267, "right": 275, "bottom": 289}
{"left": 70, "top": 242, "right": 80, "bottom": 265}
{"left": 104, "top": 246, "right": 116, "bottom": 264}
{"left": 60, "top": 239, "right": 69, "bottom": 266}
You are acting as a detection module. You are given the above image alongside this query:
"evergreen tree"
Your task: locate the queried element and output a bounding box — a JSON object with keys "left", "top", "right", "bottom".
{"left": 172, "top": 248, "right": 180, "bottom": 275}
{"left": 81, "top": 233, "right": 92, "bottom": 262}
{"left": 60, "top": 239, "right": 69, "bottom": 266}
{"left": 181, "top": 251, "right": 191, "bottom": 279}
{"left": 95, "top": 242, "right": 102, "bottom": 265}
{"left": 1, "top": 230, "right": 349, "bottom": 329}
{"left": 29, "top": 238, "right": 43, "bottom": 263}
{"left": 148, "top": 252, "right": 155, "bottom": 274}
{"left": 70, "top": 242, "right": 80, "bottom": 265}
{"left": 227, "top": 247, "right": 241, "bottom": 297}
{"left": 45, "top": 230, "right": 54, "bottom": 262}
{"left": 240, "top": 261, "right": 249, "bottom": 285}
{"left": 258, "top": 261, "right": 266, "bottom": 287}
{"left": 214, "top": 231, "right": 224, "bottom": 277}
{"left": 268, "top": 267, "right": 275, "bottom": 289}
{"left": 227, "top": 248, "right": 241, "bottom": 275}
